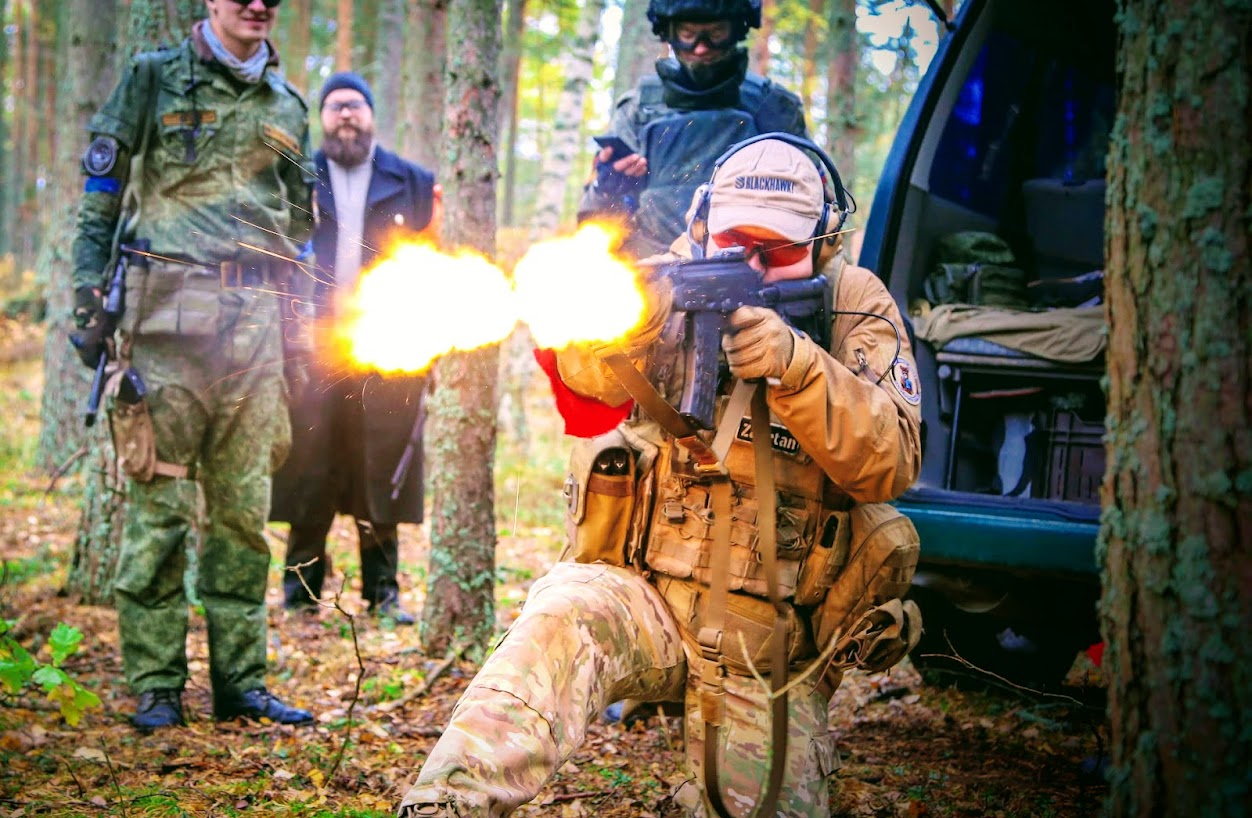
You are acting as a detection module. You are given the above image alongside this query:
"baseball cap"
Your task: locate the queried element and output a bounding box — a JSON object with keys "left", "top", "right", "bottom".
{"left": 706, "top": 139, "right": 824, "bottom": 242}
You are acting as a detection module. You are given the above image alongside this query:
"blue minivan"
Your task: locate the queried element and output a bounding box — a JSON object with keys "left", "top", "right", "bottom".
{"left": 859, "top": 0, "right": 1116, "bottom": 687}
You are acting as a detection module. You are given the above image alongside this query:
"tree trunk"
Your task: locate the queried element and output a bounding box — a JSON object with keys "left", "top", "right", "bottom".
{"left": 1101, "top": 1, "right": 1252, "bottom": 815}
{"left": 824, "top": 0, "right": 856, "bottom": 189}
{"left": 37, "top": 0, "right": 118, "bottom": 475}
{"left": 750, "top": 0, "right": 776, "bottom": 76}
{"left": 420, "top": 0, "right": 501, "bottom": 659}
{"left": 335, "top": 0, "right": 353, "bottom": 69}
{"left": 283, "top": 0, "right": 313, "bottom": 95}
{"left": 800, "top": 0, "right": 822, "bottom": 113}
{"left": 498, "top": 0, "right": 525, "bottom": 226}
{"left": 400, "top": 0, "right": 446, "bottom": 169}
{"left": 531, "top": 0, "right": 605, "bottom": 236}
{"left": 371, "top": 0, "right": 406, "bottom": 148}
{"left": 62, "top": 0, "right": 201, "bottom": 604}
{"left": 0, "top": 0, "right": 11, "bottom": 257}
{"left": 612, "top": 0, "right": 660, "bottom": 103}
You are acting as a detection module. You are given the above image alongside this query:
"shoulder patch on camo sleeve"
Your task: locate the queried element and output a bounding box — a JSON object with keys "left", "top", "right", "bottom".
{"left": 83, "top": 136, "right": 120, "bottom": 176}
{"left": 890, "top": 357, "right": 921, "bottom": 405}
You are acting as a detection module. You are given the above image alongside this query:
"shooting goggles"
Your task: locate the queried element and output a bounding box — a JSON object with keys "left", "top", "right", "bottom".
{"left": 667, "top": 21, "right": 741, "bottom": 52}
{"left": 711, "top": 229, "right": 812, "bottom": 267}
{"left": 227, "top": 0, "right": 282, "bottom": 8}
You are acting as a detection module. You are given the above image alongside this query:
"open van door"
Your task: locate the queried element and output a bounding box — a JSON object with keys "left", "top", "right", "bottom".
{"left": 859, "top": 0, "right": 1117, "bottom": 689}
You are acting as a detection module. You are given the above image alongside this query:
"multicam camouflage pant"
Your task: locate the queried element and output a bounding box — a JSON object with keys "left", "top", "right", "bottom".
{"left": 113, "top": 284, "right": 291, "bottom": 697}
{"left": 398, "top": 562, "right": 837, "bottom": 818}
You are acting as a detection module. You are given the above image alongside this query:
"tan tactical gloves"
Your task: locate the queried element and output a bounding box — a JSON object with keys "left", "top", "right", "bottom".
{"left": 722, "top": 305, "right": 797, "bottom": 380}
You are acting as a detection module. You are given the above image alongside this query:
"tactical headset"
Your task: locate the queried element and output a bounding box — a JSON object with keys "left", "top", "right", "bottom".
{"left": 687, "top": 132, "right": 853, "bottom": 265}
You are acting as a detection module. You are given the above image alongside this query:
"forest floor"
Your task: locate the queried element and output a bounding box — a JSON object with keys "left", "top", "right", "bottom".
{"left": 0, "top": 317, "right": 1110, "bottom": 817}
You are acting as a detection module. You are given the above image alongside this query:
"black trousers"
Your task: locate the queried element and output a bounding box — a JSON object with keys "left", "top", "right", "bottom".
{"left": 283, "top": 514, "right": 401, "bottom": 607}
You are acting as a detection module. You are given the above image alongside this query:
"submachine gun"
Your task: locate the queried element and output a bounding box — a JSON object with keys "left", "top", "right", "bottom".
{"left": 76, "top": 240, "right": 150, "bottom": 427}
{"left": 661, "top": 248, "right": 830, "bottom": 430}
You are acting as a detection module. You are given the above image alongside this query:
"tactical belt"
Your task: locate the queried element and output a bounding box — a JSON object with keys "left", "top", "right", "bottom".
{"left": 149, "top": 253, "right": 290, "bottom": 288}
{"left": 599, "top": 351, "right": 788, "bottom": 818}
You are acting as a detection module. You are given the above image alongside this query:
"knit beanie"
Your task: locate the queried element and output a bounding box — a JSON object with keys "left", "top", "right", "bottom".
{"left": 319, "top": 71, "right": 374, "bottom": 110}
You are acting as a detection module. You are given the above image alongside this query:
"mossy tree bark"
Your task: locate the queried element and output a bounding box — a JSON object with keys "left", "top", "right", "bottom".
{"left": 62, "top": 0, "right": 201, "bottom": 604}
{"left": 1101, "top": 1, "right": 1251, "bottom": 814}
{"left": 419, "top": 0, "right": 502, "bottom": 659}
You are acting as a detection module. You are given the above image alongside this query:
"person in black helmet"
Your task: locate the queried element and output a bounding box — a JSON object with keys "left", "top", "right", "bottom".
{"left": 578, "top": 0, "right": 808, "bottom": 259}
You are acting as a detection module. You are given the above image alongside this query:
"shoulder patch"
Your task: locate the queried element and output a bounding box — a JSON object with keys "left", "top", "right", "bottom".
{"left": 262, "top": 123, "right": 301, "bottom": 155}
{"left": 83, "top": 136, "right": 120, "bottom": 176}
{"left": 889, "top": 357, "right": 922, "bottom": 405}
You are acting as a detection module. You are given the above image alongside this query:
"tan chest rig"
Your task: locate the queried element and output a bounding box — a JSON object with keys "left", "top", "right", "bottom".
{"left": 561, "top": 303, "right": 922, "bottom": 818}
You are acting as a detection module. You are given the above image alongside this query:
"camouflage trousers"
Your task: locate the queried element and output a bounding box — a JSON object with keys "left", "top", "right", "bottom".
{"left": 398, "top": 562, "right": 837, "bottom": 817}
{"left": 113, "top": 285, "right": 291, "bottom": 697}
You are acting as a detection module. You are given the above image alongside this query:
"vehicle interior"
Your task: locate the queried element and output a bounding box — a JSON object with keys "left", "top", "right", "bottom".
{"left": 882, "top": 0, "right": 1116, "bottom": 515}
{"left": 861, "top": 0, "right": 1119, "bottom": 688}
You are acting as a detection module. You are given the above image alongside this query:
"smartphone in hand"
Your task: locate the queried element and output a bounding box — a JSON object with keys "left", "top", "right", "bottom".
{"left": 593, "top": 135, "right": 637, "bottom": 161}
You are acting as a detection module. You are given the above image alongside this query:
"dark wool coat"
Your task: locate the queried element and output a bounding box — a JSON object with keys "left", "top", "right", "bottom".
{"left": 270, "top": 145, "right": 436, "bottom": 526}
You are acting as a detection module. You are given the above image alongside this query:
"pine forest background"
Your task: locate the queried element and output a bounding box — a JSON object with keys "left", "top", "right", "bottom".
{"left": 0, "top": 0, "right": 950, "bottom": 306}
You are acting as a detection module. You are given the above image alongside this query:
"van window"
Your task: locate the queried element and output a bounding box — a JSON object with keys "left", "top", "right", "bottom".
{"left": 927, "top": 32, "right": 1116, "bottom": 217}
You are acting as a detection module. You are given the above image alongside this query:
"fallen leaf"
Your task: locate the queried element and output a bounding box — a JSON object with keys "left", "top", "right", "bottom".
{"left": 72, "top": 747, "right": 106, "bottom": 762}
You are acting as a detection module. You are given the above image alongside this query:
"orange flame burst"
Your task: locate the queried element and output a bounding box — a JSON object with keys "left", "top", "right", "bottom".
{"left": 340, "top": 241, "right": 516, "bottom": 373}
{"left": 513, "top": 222, "right": 649, "bottom": 349}
{"left": 343, "top": 223, "right": 649, "bottom": 373}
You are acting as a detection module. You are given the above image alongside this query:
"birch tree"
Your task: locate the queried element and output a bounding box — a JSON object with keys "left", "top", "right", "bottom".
{"left": 531, "top": 0, "right": 606, "bottom": 236}
{"left": 1101, "top": 0, "right": 1251, "bottom": 813}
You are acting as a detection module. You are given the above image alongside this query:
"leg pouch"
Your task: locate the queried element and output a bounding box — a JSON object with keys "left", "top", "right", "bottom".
{"left": 108, "top": 397, "right": 158, "bottom": 483}
{"left": 561, "top": 430, "right": 637, "bottom": 568}
{"left": 813, "top": 503, "right": 920, "bottom": 653}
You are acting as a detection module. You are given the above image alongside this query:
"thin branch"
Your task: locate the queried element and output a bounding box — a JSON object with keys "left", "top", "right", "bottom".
{"left": 373, "top": 644, "right": 466, "bottom": 713}
{"left": 99, "top": 738, "right": 131, "bottom": 818}
{"left": 44, "top": 446, "right": 88, "bottom": 496}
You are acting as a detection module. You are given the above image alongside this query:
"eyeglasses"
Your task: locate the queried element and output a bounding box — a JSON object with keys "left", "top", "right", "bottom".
{"left": 710, "top": 230, "right": 811, "bottom": 267}
{"left": 228, "top": 0, "right": 282, "bottom": 9}
{"left": 325, "top": 99, "right": 368, "bottom": 114}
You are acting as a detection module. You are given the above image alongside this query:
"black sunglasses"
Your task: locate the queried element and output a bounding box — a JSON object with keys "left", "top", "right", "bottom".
{"left": 227, "top": 0, "right": 283, "bottom": 9}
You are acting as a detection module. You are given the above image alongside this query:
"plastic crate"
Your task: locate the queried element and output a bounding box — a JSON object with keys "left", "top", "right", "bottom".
{"left": 1045, "top": 410, "right": 1105, "bottom": 503}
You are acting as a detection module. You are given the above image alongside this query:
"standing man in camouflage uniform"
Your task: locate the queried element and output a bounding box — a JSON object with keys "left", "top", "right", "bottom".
{"left": 400, "top": 137, "right": 923, "bottom": 817}
{"left": 579, "top": 0, "right": 808, "bottom": 258}
{"left": 69, "top": 0, "right": 317, "bottom": 731}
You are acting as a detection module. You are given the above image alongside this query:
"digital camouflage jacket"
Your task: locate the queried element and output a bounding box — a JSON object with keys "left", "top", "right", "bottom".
{"left": 73, "top": 25, "right": 315, "bottom": 290}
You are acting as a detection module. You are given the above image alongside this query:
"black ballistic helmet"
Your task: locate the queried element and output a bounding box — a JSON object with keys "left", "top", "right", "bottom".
{"left": 646, "top": 0, "right": 762, "bottom": 37}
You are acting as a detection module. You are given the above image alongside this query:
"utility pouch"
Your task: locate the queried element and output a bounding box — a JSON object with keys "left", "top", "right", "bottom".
{"left": 793, "top": 509, "right": 851, "bottom": 606}
{"left": 124, "top": 261, "right": 221, "bottom": 337}
{"left": 562, "top": 430, "right": 636, "bottom": 568}
{"left": 655, "top": 575, "right": 814, "bottom": 676}
{"left": 813, "top": 503, "right": 920, "bottom": 657}
{"left": 108, "top": 394, "right": 158, "bottom": 482}
{"left": 830, "top": 598, "right": 923, "bottom": 673}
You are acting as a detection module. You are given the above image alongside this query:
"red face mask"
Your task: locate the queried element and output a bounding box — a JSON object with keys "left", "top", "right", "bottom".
{"left": 710, "top": 230, "right": 811, "bottom": 268}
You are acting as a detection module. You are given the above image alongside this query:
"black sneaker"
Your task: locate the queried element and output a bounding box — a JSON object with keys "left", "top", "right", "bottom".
{"left": 133, "top": 688, "right": 184, "bottom": 732}
{"left": 214, "top": 688, "right": 315, "bottom": 725}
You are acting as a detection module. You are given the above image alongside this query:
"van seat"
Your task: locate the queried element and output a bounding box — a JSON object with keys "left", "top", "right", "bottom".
{"left": 1021, "top": 178, "right": 1105, "bottom": 280}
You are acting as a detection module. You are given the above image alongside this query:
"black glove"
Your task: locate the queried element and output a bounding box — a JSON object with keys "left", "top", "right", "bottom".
{"left": 68, "top": 286, "right": 106, "bottom": 369}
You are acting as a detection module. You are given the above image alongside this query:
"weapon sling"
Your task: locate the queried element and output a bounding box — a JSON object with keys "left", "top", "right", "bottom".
{"left": 599, "top": 352, "right": 789, "bottom": 818}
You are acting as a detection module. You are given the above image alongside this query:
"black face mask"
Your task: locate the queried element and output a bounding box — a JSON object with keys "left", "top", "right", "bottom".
{"left": 656, "top": 47, "right": 749, "bottom": 103}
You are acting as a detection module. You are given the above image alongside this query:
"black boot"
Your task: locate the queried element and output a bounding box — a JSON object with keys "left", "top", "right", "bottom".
{"left": 133, "top": 688, "right": 184, "bottom": 732}
{"left": 370, "top": 588, "right": 416, "bottom": 625}
{"left": 214, "top": 688, "right": 315, "bottom": 725}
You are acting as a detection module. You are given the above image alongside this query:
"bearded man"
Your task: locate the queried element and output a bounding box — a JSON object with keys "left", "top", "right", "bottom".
{"left": 270, "top": 72, "right": 441, "bottom": 625}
